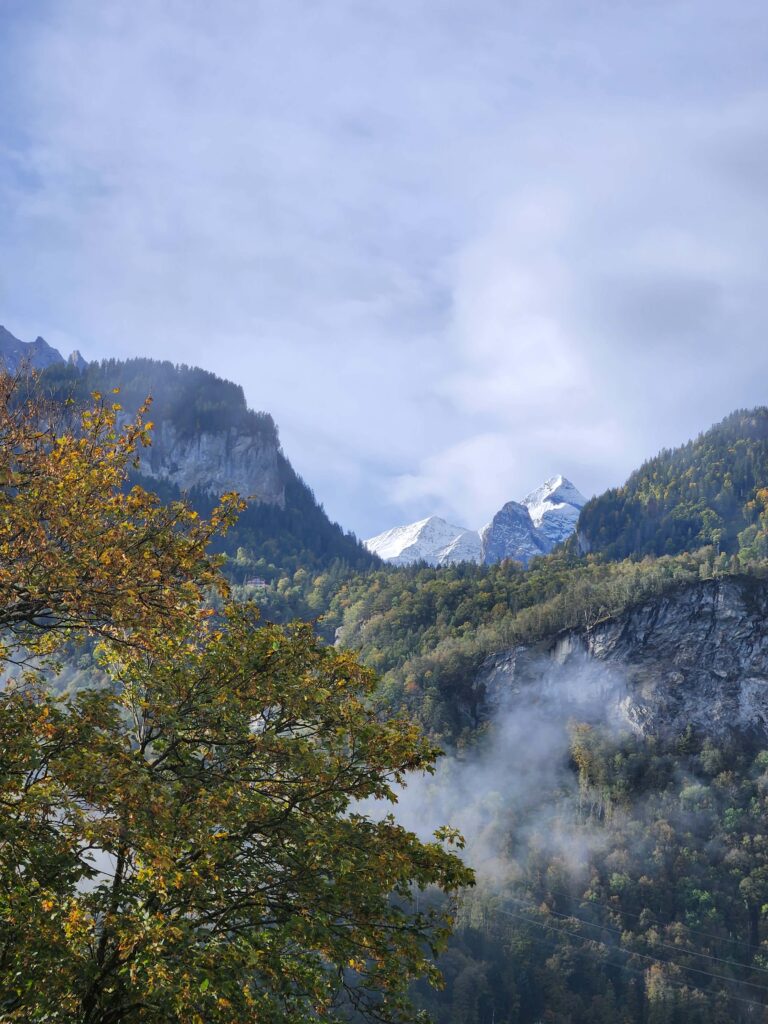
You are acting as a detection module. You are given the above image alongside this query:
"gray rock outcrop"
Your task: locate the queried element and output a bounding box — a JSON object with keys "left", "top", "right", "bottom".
{"left": 480, "top": 501, "right": 548, "bottom": 566}
{"left": 477, "top": 576, "right": 768, "bottom": 738}
{"left": 137, "top": 420, "right": 285, "bottom": 506}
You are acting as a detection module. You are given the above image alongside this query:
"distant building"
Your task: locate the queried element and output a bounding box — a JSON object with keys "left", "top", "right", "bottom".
{"left": 244, "top": 576, "right": 269, "bottom": 589}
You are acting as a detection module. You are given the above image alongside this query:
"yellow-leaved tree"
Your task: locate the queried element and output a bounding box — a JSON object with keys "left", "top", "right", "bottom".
{"left": 0, "top": 374, "right": 473, "bottom": 1023}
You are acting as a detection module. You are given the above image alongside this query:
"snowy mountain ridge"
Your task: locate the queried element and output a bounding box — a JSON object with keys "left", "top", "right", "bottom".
{"left": 365, "top": 516, "right": 481, "bottom": 567}
{"left": 366, "top": 475, "right": 586, "bottom": 567}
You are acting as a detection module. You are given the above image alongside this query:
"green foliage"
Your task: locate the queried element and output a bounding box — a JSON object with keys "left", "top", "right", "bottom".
{"left": 1, "top": 607, "right": 473, "bottom": 1023}
{"left": 417, "top": 732, "right": 768, "bottom": 1023}
{"left": 576, "top": 408, "right": 768, "bottom": 562}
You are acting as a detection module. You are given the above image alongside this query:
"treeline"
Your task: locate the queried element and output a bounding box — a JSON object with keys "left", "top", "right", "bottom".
{"left": 576, "top": 407, "right": 768, "bottom": 561}
{"left": 41, "top": 357, "right": 277, "bottom": 440}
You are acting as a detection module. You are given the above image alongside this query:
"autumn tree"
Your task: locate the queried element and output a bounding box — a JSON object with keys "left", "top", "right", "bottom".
{"left": 0, "top": 375, "right": 473, "bottom": 1023}
{"left": 0, "top": 371, "right": 240, "bottom": 660}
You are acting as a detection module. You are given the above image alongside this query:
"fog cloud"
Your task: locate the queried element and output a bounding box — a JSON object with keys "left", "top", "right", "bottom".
{"left": 384, "top": 653, "right": 630, "bottom": 882}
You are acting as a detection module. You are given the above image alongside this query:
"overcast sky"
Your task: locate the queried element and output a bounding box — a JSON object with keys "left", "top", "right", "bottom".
{"left": 1, "top": 1, "right": 768, "bottom": 537}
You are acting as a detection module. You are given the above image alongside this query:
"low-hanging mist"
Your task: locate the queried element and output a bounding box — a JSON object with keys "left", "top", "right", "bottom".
{"left": 380, "top": 653, "right": 631, "bottom": 883}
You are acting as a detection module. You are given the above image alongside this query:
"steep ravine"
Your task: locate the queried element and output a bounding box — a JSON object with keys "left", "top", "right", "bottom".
{"left": 478, "top": 575, "right": 768, "bottom": 737}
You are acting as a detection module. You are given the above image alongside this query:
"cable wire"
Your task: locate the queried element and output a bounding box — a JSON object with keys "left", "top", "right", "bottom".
{"left": 495, "top": 905, "right": 768, "bottom": 1007}
{"left": 507, "top": 917, "right": 765, "bottom": 1013}
{"left": 531, "top": 883, "right": 759, "bottom": 953}
{"left": 502, "top": 893, "right": 768, "bottom": 979}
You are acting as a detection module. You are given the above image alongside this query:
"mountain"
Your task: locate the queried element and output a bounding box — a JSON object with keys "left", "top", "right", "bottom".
{"left": 0, "top": 324, "right": 86, "bottom": 373}
{"left": 523, "top": 474, "right": 586, "bottom": 547}
{"left": 368, "top": 476, "right": 586, "bottom": 567}
{"left": 576, "top": 407, "right": 768, "bottom": 561}
{"left": 365, "top": 516, "right": 481, "bottom": 566}
{"left": 483, "top": 474, "right": 587, "bottom": 563}
{"left": 479, "top": 500, "right": 547, "bottom": 565}
{"left": 38, "top": 356, "right": 376, "bottom": 574}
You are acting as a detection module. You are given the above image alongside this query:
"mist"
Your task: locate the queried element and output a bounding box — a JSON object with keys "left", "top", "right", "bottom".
{"left": 384, "top": 650, "right": 632, "bottom": 884}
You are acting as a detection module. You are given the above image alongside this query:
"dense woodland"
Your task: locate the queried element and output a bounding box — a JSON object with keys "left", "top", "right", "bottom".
{"left": 416, "top": 730, "right": 768, "bottom": 1023}
{"left": 576, "top": 408, "right": 768, "bottom": 561}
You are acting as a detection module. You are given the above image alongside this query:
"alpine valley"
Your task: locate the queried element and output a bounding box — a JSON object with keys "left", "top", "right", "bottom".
{"left": 8, "top": 321, "right": 768, "bottom": 1023}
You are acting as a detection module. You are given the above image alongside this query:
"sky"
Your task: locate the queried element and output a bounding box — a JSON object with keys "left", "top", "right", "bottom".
{"left": 1, "top": 1, "right": 768, "bottom": 538}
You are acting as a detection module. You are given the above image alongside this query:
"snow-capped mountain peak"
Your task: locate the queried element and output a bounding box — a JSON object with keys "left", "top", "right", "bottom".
{"left": 519, "top": 474, "right": 586, "bottom": 550}
{"left": 365, "top": 516, "right": 481, "bottom": 566}
{"left": 522, "top": 475, "right": 586, "bottom": 527}
{"left": 368, "top": 475, "right": 587, "bottom": 567}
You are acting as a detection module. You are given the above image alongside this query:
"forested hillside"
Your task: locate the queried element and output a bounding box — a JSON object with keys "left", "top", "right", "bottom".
{"left": 576, "top": 408, "right": 768, "bottom": 562}
{"left": 416, "top": 729, "right": 768, "bottom": 1024}
{"left": 40, "top": 359, "right": 377, "bottom": 574}
{"left": 242, "top": 405, "right": 768, "bottom": 1022}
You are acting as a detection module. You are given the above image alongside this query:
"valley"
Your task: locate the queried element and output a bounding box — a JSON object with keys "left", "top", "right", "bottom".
{"left": 5, "top": 325, "right": 768, "bottom": 1021}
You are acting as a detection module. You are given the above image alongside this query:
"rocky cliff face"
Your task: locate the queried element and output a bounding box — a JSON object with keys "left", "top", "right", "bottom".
{"left": 137, "top": 420, "right": 286, "bottom": 506}
{"left": 480, "top": 501, "right": 547, "bottom": 565}
{"left": 477, "top": 576, "right": 768, "bottom": 738}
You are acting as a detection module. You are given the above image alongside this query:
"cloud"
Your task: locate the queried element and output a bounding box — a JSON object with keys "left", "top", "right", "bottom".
{"left": 1, "top": 2, "right": 768, "bottom": 533}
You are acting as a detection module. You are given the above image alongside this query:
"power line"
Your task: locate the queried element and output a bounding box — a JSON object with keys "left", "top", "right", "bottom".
{"left": 495, "top": 905, "right": 768, "bottom": 1008}
{"left": 528, "top": 883, "right": 756, "bottom": 952}
{"left": 507, "top": 918, "right": 764, "bottom": 1013}
{"left": 502, "top": 894, "right": 768, "bottom": 979}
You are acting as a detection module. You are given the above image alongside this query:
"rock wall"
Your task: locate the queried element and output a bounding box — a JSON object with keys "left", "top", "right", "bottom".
{"left": 477, "top": 576, "right": 768, "bottom": 737}
{"left": 137, "top": 420, "right": 285, "bottom": 506}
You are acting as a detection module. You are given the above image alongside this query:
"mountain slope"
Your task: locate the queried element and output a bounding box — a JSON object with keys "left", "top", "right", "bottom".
{"left": 576, "top": 407, "right": 768, "bottom": 561}
{"left": 416, "top": 573, "right": 768, "bottom": 1024}
{"left": 365, "top": 516, "right": 481, "bottom": 566}
{"left": 39, "top": 357, "right": 377, "bottom": 574}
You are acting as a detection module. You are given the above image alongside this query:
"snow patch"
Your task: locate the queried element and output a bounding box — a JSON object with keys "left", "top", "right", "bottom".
{"left": 365, "top": 516, "right": 481, "bottom": 566}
